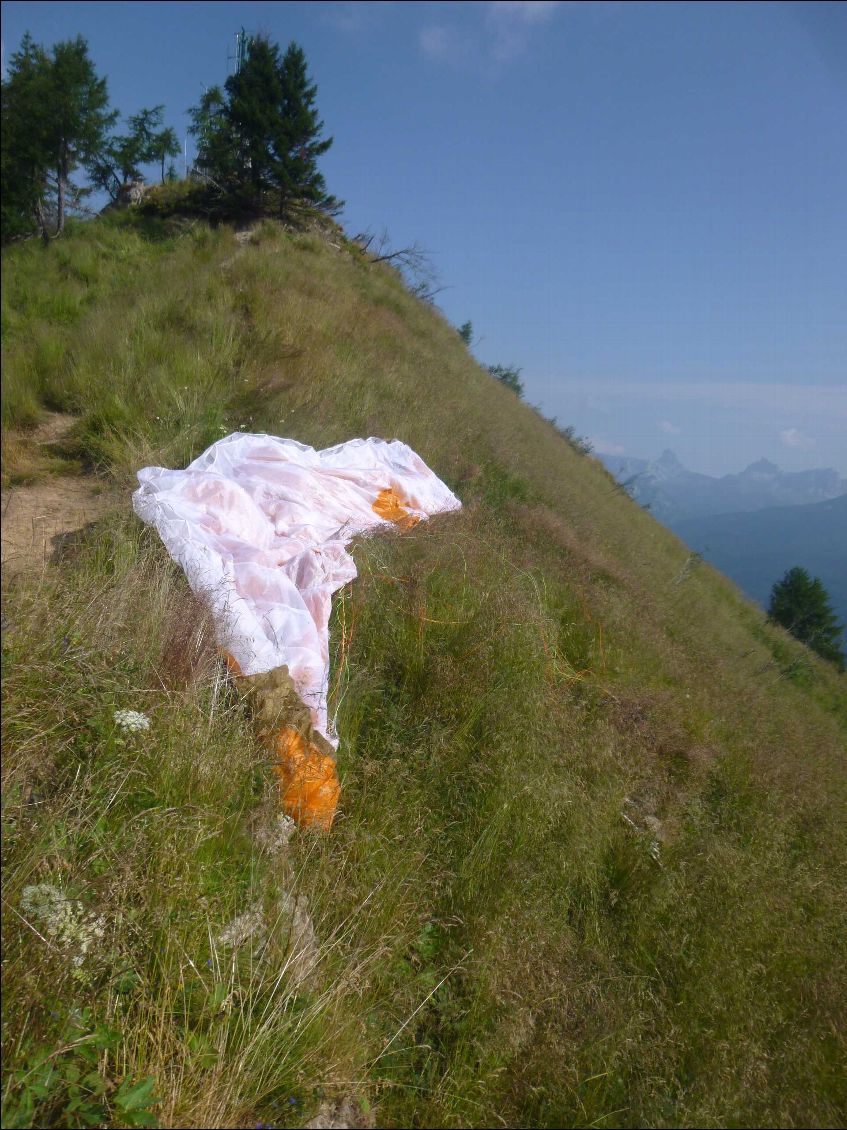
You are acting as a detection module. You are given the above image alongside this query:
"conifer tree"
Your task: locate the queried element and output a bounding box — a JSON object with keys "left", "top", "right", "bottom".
{"left": 189, "top": 85, "right": 235, "bottom": 195}
{"left": 1, "top": 34, "right": 54, "bottom": 241}
{"left": 90, "top": 105, "right": 180, "bottom": 200}
{"left": 768, "top": 566, "right": 845, "bottom": 670}
{"left": 1, "top": 33, "right": 114, "bottom": 239}
{"left": 190, "top": 36, "right": 337, "bottom": 221}
{"left": 46, "top": 37, "right": 116, "bottom": 233}
{"left": 225, "top": 37, "right": 287, "bottom": 213}
{"left": 276, "top": 42, "right": 337, "bottom": 217}
{"left": 153, "top": 126, "right": 180, "bottom": 184}
{"left": 487, "top": 364, "right": 525, "bottom": 397}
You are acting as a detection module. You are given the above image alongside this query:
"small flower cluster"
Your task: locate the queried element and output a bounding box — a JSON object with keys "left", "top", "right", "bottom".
{"left": 21, "top": 883, "right": 106, "bottom": 970}
{"left": 114, "top": 708, "right": 151, "bottom": 733}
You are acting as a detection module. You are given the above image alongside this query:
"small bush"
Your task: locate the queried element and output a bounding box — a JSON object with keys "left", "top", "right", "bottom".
{"left": 487, "top": 363, "right": 523, "bottom": 397}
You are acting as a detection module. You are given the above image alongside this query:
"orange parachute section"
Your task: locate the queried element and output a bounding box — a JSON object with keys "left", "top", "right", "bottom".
{"left": 371, "top": 487, "right": 421, "bottom": 529}
{"left": 272, "top": 727, "right": 340, "bottom": 832}
{"left": 226, "top": 657, "right": 341, "bottom": 831}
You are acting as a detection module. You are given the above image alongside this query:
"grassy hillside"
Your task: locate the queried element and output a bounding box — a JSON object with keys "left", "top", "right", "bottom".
{"left": 2, "top": 214, "right": 845, "bottom": 1130}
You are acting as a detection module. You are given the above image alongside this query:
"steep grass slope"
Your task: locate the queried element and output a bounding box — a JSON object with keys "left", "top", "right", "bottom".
{"left": 2, "top": 216, "right": 846, "bottom": 1129}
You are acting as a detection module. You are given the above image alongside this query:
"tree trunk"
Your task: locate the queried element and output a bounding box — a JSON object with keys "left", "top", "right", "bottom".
{"left": 57, "top": 146, "right": 67, "bottom": 235}
{"left": 57, "top": 176, "right": 65, "bottom": 234}
{"left": 35, "top": 195, "right": 49, "bottom": 245}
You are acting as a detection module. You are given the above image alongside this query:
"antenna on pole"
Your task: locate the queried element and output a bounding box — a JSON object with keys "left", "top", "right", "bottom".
{"left": 227, "top": 28, "right": 251, "bottom": 74}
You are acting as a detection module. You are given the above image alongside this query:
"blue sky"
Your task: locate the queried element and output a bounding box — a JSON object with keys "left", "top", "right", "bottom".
{"left": 3, "top": 1, "right": 846, "bottom": 476}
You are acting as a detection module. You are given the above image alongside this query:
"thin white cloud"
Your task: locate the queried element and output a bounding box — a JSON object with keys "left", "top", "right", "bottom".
{"left": 780, "top": 427, "right": 816, "bottom": 450}
{"left": 659, "top": 419, "right": 682, "bottom": 435}
{"left": 486, "top": 0, "right": 563, "bottom": 60}
{"left": 421, "top": 1, "right": 566, "bottom": 66}
{"left": 419, "top": 24, "right": 458, "bottom": 62}
{"left": 323, "top": 2, "right": 391, "bottom": 35}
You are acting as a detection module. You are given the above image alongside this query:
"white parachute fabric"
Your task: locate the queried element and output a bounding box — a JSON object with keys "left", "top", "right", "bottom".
{"left": 133, "top": 433, "right": 461, "bottom": 744}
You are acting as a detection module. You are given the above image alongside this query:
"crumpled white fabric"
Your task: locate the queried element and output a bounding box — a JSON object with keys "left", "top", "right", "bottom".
{"left": 133, "top": 433, "right": 461, "bottom": 744}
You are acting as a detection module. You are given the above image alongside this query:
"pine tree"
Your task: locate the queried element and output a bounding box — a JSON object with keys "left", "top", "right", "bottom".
{"left": 276, "top": 42, "right": 337, "bottom": 217}
{"left": 768, "top": 566, "right": 845, "bottom": 670}
{"left": 227, "top": 37, "right": 291, "bottom": 214}
{"left": 189, "top": 36, "right": 337, "bottom": 221}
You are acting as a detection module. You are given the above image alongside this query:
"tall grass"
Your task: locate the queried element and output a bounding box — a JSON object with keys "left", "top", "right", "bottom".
{"left": 2, "top": 214, "right": 845, "bottom": 1127}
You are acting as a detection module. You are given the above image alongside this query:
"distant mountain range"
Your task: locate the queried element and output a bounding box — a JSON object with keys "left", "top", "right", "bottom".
{"left": 600, "top": 451, "right": 846, "bottom": 627}
{"left": 599, "top": 449, "right": 847, "bottom": 525}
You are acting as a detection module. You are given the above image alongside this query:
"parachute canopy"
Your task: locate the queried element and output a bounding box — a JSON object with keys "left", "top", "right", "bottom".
{"left": 133, "top": 433, "right": 461, "bottom": 746}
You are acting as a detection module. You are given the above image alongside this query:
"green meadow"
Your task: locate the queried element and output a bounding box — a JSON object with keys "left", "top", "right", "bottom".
{"left": 2, "top": 214, "right": 845, "bottom": 1129}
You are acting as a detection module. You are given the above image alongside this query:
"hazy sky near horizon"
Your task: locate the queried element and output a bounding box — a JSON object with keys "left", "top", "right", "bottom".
{"left": 3, "top": 0, "right": 846, "bottom": 476}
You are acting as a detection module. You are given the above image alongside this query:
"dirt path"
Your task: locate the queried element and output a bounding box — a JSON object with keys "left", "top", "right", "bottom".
{"left": 1, "top": 414, "right": 115, "bottom": 579}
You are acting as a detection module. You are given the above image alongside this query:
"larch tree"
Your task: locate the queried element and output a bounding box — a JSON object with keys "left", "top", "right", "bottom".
{"left": 90, "top": 105, "right": 180, "bottom": 201}
{"left": 153, "top": 126, "right": 181, "bottom": 183}
{"left": 47, "top": 37, "right": 116, "bottom": 233}
{"left": 1, "top": 33, "right": 114, "bottom": 239}
{"left": 1, "top": 34, "right": 54, "bottom": 241}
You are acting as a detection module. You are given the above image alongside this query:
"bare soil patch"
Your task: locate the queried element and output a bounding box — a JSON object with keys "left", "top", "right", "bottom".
{"left": 1, "top": 414, "right": 116, "bottom": 578}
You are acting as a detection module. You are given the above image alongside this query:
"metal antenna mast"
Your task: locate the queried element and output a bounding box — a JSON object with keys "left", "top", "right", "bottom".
{"left": 227, "top": 28, "right": 252, "bottom": 74}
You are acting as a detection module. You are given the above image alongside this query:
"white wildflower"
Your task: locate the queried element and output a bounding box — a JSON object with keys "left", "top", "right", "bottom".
{"left": 21, "top": 882, "right": 67, "bottom": 923}
{"left": 20, "top": 883, "right": 106, "bottom": 969}
{"left": 114, "top": 708, "right": 150, "bottom": 733}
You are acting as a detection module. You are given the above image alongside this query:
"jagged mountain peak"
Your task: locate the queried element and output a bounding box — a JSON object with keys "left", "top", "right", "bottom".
{"left": 600, "top": 448, "right": 845, "bottom": 523}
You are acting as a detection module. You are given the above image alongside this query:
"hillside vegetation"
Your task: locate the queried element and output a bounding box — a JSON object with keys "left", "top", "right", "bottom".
{"left": 2, "top": 214, "right": 846, "bottom": 1129}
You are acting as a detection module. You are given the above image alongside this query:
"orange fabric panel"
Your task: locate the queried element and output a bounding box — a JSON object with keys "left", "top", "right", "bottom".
{"left": 372, "top": 488, "right": 421, "bottom": 529}
{"left": 225, "top": 658, "right": 339, "bottom": 831}
{"left": 272, "top": 726, "right": 341, "bottom": 831}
